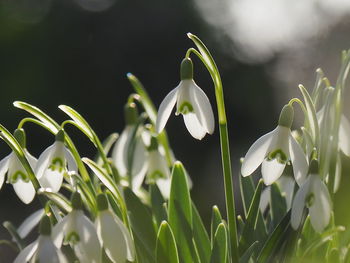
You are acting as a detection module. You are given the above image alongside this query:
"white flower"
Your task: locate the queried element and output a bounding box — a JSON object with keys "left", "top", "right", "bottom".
{"left": 241, "top": 105, "right": 308, "bottom": 186}
{"left": 156, "top": 58, "right": 214, "bottom": 140}
{"left": 52, "top": 193, "right": 101, "bottom": 263}
{"left": 35, "top": 130, "right": 77, "bottom": 192}
{"left": 111, "top": 125, "right": 147, "bottom": 192}
{"left": 14, "top": 216, "right": 68, "bottom": 263}
{"left": 317, "top": 106, "right": 350, "bottom": 156}
{"left": 0, "top": 151, "right": 37, "bottom": 204}
{"left": 95, "top": 194, "right": 135, "bottom": 263}
{"left": 291, "top": 164, "right": 332, "bottom": 233}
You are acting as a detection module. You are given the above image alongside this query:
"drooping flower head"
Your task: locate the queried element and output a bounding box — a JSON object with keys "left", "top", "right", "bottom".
{"left": 291, "top": 160, "right": 332, "bottom": 233}
{"left": 35, "top": 130, "right": 77, "bottom": 192}
{"left": 14, "top": 215, "right": 68, "bottom": 263}
{"left": 0, "top": 128, "right": 36, "bottom": 204}
{"left": 156, "top": 58, "right": 215, "bottom": 140}
{"left": 241, "top": 104, "right": 308, "bottom": 186}
{"left": 95, "top": 194, "right": 135, "bottom": 263}
{"left": 111, "top": 103, "right": 147, "bottom": 191}
{"left": 53, "top": 192, "right": 102, "bottom": 263}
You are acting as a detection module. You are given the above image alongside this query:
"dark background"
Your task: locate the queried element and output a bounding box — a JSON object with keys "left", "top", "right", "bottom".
{"left": 1, "top": 0, "right": 349, "bottom": 261}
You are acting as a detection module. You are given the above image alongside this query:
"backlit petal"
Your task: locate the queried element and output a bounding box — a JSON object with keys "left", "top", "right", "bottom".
{"left": 65, "top": 147, "right": 78, "bottom": 173}
{"left": 241, "top": 128, "right": 276, "bottom": 177}
{"left": 35, "top": 236, "right": 61, "bottom": 263}
{"left": 39, "top": 169, "right": 64, "bottom": 193}
{"left": 289, "top": 135, "right": 308, "bottom": 186}
{"left": 0, "top": 154, "right": 11, "bottom": 188}
{"left": 183, "top": 112, "right": 207, "bottom": 140}
{"left": 131, "top": 136, "right": 148, "bottom": 191}
{"left": 190, "top": 80, "right": 215, "bottom": 134}
{"left": 18, "top": 209, "right": 45, "bottom": 239}
{"left": 339, "top": 115, "right": 350, "bottom": 156}
{"left": 291, "top": 176, "right": 311, "bottom": 230}
{"left": 35, "top": 143, "right": 55, "bottom": 180}
{"left": 156, "top": 87, "right": 178, "bottom": 134}
{"left": 13, "top": 180, "right": 35, "bottom": 204}
{"left": 309, "top": 175, "right": 332, "bottom": 233}
{"left": 14, "top": 240, "right": 38, "bottom": 263}
{"left": 261, "top": 159, "right": 286, "bottom": 185}
{"left": 111, "top": 127, "right": 131, "bottom": 177}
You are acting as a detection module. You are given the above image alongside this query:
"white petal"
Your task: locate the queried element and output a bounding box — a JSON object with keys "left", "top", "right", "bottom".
{"left": 65, "top": 147, "right": 78, "bottom": 172}
{"left": 24, "top": 150, "right": 37, "bottom": 170}
{"left": 13, "top": 179, "right": 35, "bottom": 204}
{"left": 52, "top": 216, "right": 68, "bottom": 248}
{"left": 291, "top": 176, "right": 311, "bottom": 230}
{"left": 18, "top": 209, "right": 45, "bottom": 239}
{"left": 14, "top": 240, "right": 38, "bottom": 263}
{"left": 156, "top": 177, "right": 172, "bottom": 199}
{"left": 261, "top": 159, "right": 286, "bottom": 185}
{"left": 35, "top": 236, "right": 61, "bottom": 263}
{"left": 259, "top": 186, "right": 270, "bottom": 213}
{"left": 147, "top": 151, "right": 170, "bottom": 179}
{"left": 115, "top": 214, "right": 135, "bottom": 261}
{"left": 38, "top": 169, "right": 64, "bottom": 193}
{"left": 276, "top": 175, "right": 295, "bottom": 210}
{"left": 75, "top": 212, "right": 101, "bottom": 263}
{"left": 183, "top": 112, "right": 207, "bottom": 140}
{"left": 96, "top": 211, "right": 128, "bottom": 263}
{"left": 189, "top": 80, "right": 215, "bottom": 134}
{"left": 339, "top": 115, "right": 350, "bottom": 156}
{"left": 111, "top": 127, "right": 131, "bottom": 177}
{"left": 289, "top": 135, "right": 308, "bottom": 186}
{"left": 131, "top": 137, "right": 147, "bottom": 191}
{"left": 309, "top": 175, "right": 332, "bottom": 233}
{"left": 156, "top": 87, "right": 178, "bottom": 134}
{"left": 35, "top": 143, "right": 55, "bottom": 180}
{"left": 241, "top": 128, "right": 276, "bottom": 177}
{"left": 0, "top": 154, "right": 11, "bottom": 188}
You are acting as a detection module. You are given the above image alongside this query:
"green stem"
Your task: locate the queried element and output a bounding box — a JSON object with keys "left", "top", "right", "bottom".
{"left": 187, "top": 33, "right": 238, "bottom": 262}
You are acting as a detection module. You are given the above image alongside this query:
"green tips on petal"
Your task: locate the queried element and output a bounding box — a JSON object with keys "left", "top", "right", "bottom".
{"left": 71, "top": 192, "right": 83, "bottom": 210}
{"left": 14, "top": 128, "right": 26, "bottom": 148}
{"left": 177, "top": 101, "right": 194, "bottom": 115}
{"left": 97, "top": 193, "right": 109, "bottom": 211}
{"left": 124, "top": 102, "right": 139, "bottom": 125}
{"left": 39, "top": 215, "right": 51, "bottom": 236}
{"left": 56, "top": 130, "right": 65, "bottom": 142}
{"left": 180, "top": 58, "right": 193, "bottom": 80}
{"left": 278, "top": 104, "right": 294, "bottom": 128}
{"left": 267, "top": 149, "right": 288, "bottom": 164}
{"left": 305, "top": 193, "right": 315, "bottom": 208}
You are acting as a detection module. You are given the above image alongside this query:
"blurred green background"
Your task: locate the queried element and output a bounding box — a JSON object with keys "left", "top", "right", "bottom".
{"left": 1, "top": 0, "right": 350, "bottom": 261}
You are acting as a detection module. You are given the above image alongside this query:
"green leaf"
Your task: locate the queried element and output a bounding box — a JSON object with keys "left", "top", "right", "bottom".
{"left": 3, "top": 221, "right": 25, "bottom": 250}
{"left": 299, "top": 84, "right": 320, "bottom": 145}
{"left": 210, "top": 223, "right": 228, "bottom": 263}
{"left": 239, "top": 175, "right": 256, "bottom": 217}
{"left": 59, "top": 105, "right": 95, "bottom": 142}
{"left": 239, "top": 179, "right": 263, "bottom": 255}
{"left": 150, "top": 184, "right": 167, "bottom": 227}
{"left": 211, "top": 206, "right": 223, "bottom": 245}
{"left": 95, "top": 132, "right": 119, "bottom": 166}
{"left": 192, "top": 202, "right": 211, "bottom": 263}
{"left": 156, "top": 221, "right": 179, "bottom": 263}
{"left": 105, "top": 190, "right": 123, "bottom": 221}
{"left": 37, "top": 189, "right": 72, "bottom": 213}
{"left": 239, "top": 241, "right": 259, "bottom": 263}
{"left": 270, "top": 183, "right": 287, "bottom": 229}
{"left": 82, "top": 157, "right": 123, "bottom": 204}
{"left": 256, "top": 210, "right": 291, "bottom": 263}
{"left": 127, "top": 73, "right": 157, "bottom": 124}
{"left": 124, "top": 187, "right": 157, "bottom": 263}
{"left": 13, "top": 101, "right": 60, "bottom": 133}
{"left": 168, "top": 161, "right": 197, "bottom": 263}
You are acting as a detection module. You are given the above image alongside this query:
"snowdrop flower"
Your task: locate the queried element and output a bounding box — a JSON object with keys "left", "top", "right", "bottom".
{"left": 241, "top": 104, "right": 308, "bottom": 186}
{"left": 14, "top": 215, "right": 68, "bottom": 263}
{"left": 145, "top": 136, "right": 171, "bottom": 198}
{"left": 111, "top": 103, "right": 147, "bottom": 191}
{"left": 53, "top": 192, "right": 101, "bottom": 263}
{"left": 0, "top": 129, "right": 36, "bottom": 204}
{"left": 95, "top": 194, "right": 135, "bottom": 263}
{"left": 156, "top": 58, "right": 215, "bottom": 140}
{"left": 35, "top": 130, "right": 77, "bottom": 192}
{"left": 291, "top": 160, "right": 332, "bottom": 232}
{"left": 317, "top": 106, "right": 350, "bottom": 156}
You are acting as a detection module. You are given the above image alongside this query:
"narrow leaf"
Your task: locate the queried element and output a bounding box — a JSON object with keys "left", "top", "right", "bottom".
{"left": 17, "top": 209, "right": 45, "bottom": 239}
{"left": 239, "top": 241, "right": 259, "bottom": 263}
{"left": 168, "top": 161, "right": 196, "bottom": 263}
{"left": 211, "top": 206, "right": 223, "bottom": 245}
{"left": 156, "top": 221, "right": 179, "bottom": 263}
{"left": 38, "top": 189, "right": 72, "bottom": 213}
{"left": 270, "top": 183, "right": 287, "bottom": 229}
{"left": 210, "top": 223, "right": 228, "bottom": 263}
{"left": 239, "top": 175, "right": 256, "bottom": 217}
{"left": 150, "top": 184, "right": 167, "bottom": 227}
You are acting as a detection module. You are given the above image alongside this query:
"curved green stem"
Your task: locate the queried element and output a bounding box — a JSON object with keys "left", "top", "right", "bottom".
{"left": 187, "top": 33, "right": 238, "bottom": 262}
